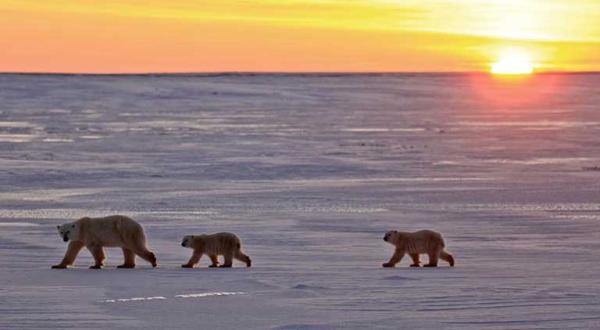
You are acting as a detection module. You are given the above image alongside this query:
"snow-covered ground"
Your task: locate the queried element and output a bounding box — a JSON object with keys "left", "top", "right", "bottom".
{"left": 1, "top": 73, "right": 600, "bottom": 329}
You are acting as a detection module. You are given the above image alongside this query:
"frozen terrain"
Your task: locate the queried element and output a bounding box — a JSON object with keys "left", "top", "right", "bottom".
{"left": 1, "top": 73, "right": 600, "bottom": 329}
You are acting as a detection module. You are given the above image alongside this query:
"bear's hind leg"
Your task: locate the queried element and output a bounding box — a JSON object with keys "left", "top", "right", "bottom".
{"left": 182, "top": 251, "right": 202, "bottom": 268}
{"left": 117, "top": 248, "right": 136, "bottom": 268}
{"left": 220, "top": 252, "right": 233, "bottom": 268}
{"left": 234, "top": 250, "right": 252, "bottom": 267}
{"left": 409, "top": 253, "right": 421, "bottom": 267}
{"left": 87, "top": 245, "right": 106, "bottom": 269}
{"left": 132, "top": 243, "right": 157, "bottom": 268}
{"left": 425, "top": 250, "right": 440, "bottom": 267}
{"left": 440, "top": 250, "right": 455, "bottom": 267}
{"left": 209, "top": 255, "right": 219, "bottom": 268}
{"left": 52, "top": 241, "right": 84, "bottom": 269}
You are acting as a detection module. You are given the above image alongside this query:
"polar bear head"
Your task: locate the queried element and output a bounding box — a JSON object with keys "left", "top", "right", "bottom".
{"left": 56, "top": 222, "right": 80, "bottom": 242}
{"left": 383, "top": 230, "right": 400, "bottom": 245}
{"left": 181, "top": 235, "right": 195, "bottom": 248}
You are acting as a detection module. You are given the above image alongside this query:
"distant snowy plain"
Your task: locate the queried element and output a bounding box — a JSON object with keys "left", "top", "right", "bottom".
{"left": 1, "top": 74, "right": 600, "bottom": 329}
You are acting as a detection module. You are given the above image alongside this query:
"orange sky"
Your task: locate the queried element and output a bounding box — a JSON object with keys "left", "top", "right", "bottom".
{"left": 2, "top": 0, "right": 600, "bottom": 73}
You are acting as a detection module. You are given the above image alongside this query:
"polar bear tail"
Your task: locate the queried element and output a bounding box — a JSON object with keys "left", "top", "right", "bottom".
{"left": 440, "top": 250, "right": 454, "bottom": 267}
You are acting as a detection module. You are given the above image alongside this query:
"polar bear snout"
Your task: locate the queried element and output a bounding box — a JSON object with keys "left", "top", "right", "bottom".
{"left": 57, "top": 223, "right": 78, "bottom": 243}
{"left": 383, "top": 230, "right": 398, "bottom": 244}
{"left": 181, "top": 236, "right": 192, "bottom": 248}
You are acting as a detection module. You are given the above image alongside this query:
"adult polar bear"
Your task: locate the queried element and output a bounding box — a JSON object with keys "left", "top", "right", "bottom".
{"left": 52, "top": 215, "right": 157, "bottom": 269}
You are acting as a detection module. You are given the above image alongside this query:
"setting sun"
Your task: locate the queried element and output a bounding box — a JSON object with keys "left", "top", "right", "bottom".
{"left": 2, "top": 0, "right": 600, "bottom": 73}
{"left": 491, "top": 51, "right": 534, "bottom": 75}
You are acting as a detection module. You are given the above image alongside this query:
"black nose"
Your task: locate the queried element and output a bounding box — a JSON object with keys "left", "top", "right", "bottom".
{"left": 181, "top": 242, "right": 185, "bottom": 247}
{"left": 383, "top": 235, "right": 388, "bottom": 241}
{"left": 63, "top": 236, "right": 69, "bottom": 242}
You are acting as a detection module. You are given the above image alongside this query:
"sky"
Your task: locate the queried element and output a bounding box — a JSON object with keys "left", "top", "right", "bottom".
{"left": 1, "top": 0, "right": 600, "bottom": 73}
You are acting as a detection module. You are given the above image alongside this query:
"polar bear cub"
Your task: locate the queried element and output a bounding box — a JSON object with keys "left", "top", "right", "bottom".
{"left": 53, "top": 215, "right": 157, "bottom": 269}
{"left": 382, "top": 229, "right": 454, "bottom": 268}
{"left": 181, "top": 232, "right": 251, "bottom": 268}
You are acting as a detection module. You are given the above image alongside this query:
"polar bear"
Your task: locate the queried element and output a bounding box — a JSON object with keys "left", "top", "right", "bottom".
{"left": 382, "top": 229, "right": 454, "bottom": 267}
{"left": 52, "top": 215, "right": 157, "bottom": 269}
{"left": 181, "top": 232, "right": 251, "bottom": 268}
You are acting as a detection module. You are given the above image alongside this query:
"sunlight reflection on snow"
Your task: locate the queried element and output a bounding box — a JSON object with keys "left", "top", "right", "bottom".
{"left": 104, "top": 292, "right": 245, "bottom": 303}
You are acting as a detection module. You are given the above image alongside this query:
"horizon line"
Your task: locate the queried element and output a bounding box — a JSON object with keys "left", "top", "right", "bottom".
{"left": 1, "top": 70, "right": 599, "bottom": 77}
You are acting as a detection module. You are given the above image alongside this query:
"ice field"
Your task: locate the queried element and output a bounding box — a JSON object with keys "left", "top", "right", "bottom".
{"left": 1, "top": 73, "right": 600, "bottom": 329}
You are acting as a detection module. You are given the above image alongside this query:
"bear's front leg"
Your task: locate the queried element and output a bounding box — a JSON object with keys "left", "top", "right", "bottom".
{"left": 209, "top": 255, "right": 219, "bottom": 268}
{"left": 87, "top": 244, "right": 106, "bottom": 269}
{"left": 182, "top": 251, "right": 202, "bottom": 268}
{"left": 52, "top": 241, "right": 84, "bottom": 269}
{"left": 382, "top": 248, "right": 404, "bottom": 268}
{"left": 409, "top": 253, "right": 421, "bottom": 267}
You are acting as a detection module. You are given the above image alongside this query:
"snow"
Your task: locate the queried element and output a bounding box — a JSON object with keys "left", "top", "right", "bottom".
{"left": 1, "top": 73, "right": 600, "bottom": 329}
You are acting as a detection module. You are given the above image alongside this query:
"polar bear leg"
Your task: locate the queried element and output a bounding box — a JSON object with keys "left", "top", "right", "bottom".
{"left": 117, "top": 248, "right": 136, "bottom": 268}
{"left": 182, "top": 251, "right": 202, "bottom": 268}
{"left": 440, "top": 250, "right": 455, "bottom": 267}
{"left": 52, "top": 241, "right": 84, "bottom": 269}
{"left": 209, "top": 255, "right": 219, "bottom": 268}
{"left": 220, "top": 252, "right": 233, "bottom": 268}
{"left": 234, "top": 250, "right": 252, "bottom": 267}
{"left": 87, "top": 245, "right": 105, "bottom": 269}
{"left": 425, "top": 249, "right": 440, "bottom": 267}
{"left": 383, "top": 248, "right": 404, "bottom": 267}
{"left": 409, "top": 253, "right": 420, "bottom": 267}
{"left": 131, "top": 243, "right": 157, "bottom": 267}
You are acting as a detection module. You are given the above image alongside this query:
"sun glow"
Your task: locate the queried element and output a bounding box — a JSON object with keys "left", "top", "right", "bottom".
{"left": 491, "top": 51, "right": 534, "bottom": 75}
{"left": 2, "top": 1, "right": 600, "bottom": 72}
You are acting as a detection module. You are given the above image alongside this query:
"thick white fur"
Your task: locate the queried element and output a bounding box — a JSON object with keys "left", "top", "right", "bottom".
{"left": 181, "top": 232, "right": 251, "bottom": 268}
{"left": 52, "top": 215, "right": 157, "bottom": 269}
{"left": 383, "top": 229, "right": 454, "bottom": 267}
